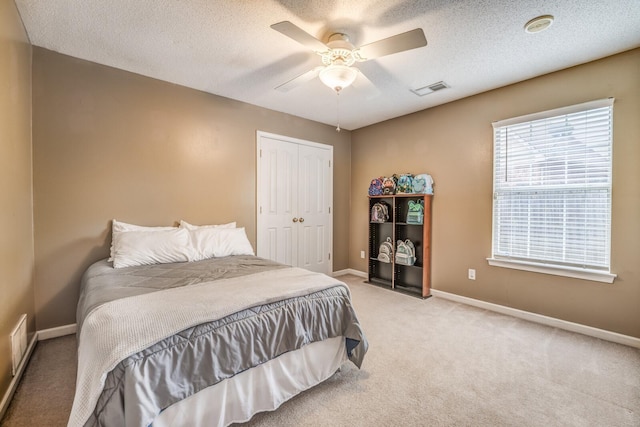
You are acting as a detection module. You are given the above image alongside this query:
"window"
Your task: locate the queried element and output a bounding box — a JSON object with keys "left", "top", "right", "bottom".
{"left": 488, "top": 98, "right": 616, "bottom": 283}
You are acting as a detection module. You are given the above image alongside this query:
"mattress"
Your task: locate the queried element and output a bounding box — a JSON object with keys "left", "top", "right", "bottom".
{"left": 69, "top": 255, "right": 368, "bottom": 427}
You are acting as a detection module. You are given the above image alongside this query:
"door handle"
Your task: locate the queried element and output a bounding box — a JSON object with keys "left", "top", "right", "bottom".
{"left": 292, "top": 218, "right": 299, "bottom": 223}
{"left": 299, "top": 218, "right": 304, "bottom": 223}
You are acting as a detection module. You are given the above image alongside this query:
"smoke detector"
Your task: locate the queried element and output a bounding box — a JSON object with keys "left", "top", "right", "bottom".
{"left": 524, "top": 15, "right": 554, "bottom": 33}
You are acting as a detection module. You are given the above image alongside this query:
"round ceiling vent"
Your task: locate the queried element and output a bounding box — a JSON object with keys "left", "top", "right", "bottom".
{"left": 524, "top": 15, "right": 554, "bottom": 33}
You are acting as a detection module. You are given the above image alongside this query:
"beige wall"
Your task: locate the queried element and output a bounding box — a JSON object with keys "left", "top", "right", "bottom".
{"left": 32, "top": 48, "right": 351, "bottom": 330}
{"left": 10, "top": 24, "right": 640, "bottom": 352}
{"left": 350, "top": 49, "right": 640, "bottom": 338}
{"left": 0, "top": 0, "right": 34, "bottom": 405}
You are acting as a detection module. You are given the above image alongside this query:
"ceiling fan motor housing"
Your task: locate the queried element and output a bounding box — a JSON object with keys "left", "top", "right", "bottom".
{"left": 322, "top": 33, "right": 357, "bottom": 66}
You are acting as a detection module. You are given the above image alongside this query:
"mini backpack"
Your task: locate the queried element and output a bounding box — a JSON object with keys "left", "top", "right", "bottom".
{"left": 406, "top": 200, "right": 424, "bottom": 224}
{"left": 396, "top": 174, "right": 414, "bottom": 194}
{"left": 368, "top": 177, "right": 384, "bottom": 196}
{"left": 381, "top": 176, "right": 397, "bottom": 195}
{"left": 377, "top": 237, "right": 394, "bottom": 263}
{"left": 370, "top": 202, "right": 390, "bottom": 223}
{"left": 412, "top": 173, "right": 434, "bottom": 194}
{"left": 395, "top": 239, "right": 416, "bottom": 266}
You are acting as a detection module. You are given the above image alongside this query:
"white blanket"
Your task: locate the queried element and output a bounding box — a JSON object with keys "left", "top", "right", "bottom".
{"left": 68, "top": 267, "right": 345, "bottom": 427}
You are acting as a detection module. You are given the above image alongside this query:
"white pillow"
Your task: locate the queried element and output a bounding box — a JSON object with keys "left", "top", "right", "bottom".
{"left": 189, "top": 227, "right": 254, "bottom": 261}
{"left": 179, "top": 220, "right": 236, "bottom": 230}
{"left": 112, "top": 228, "right": 192, "bottom": 268}
{"left": 112, "top": 219, "right": 177, "bottom": 233}
{"left": 109, "top": 219, "right": 176, "bottom": 261}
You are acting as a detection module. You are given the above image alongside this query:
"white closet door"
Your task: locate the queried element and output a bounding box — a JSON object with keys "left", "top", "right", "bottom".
{"left": 257, "top": 132, "right": 333, "bottom": 275}
{"left": 257, "top": 135, "right": 299, "bottom": 268}
{"left": 297, "top": 144, "right": 332, "bottom": 273}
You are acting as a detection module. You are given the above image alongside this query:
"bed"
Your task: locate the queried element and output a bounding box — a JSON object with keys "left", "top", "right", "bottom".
{"left": 68, "top": 252, "right": 368, "bottom": 427}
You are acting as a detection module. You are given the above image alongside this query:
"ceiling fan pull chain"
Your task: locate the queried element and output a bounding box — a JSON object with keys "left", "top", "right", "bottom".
{"left": 336, "top": 90, "right": 341, "bottom": 132}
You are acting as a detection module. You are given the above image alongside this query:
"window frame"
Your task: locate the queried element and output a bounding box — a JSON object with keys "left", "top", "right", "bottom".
{"left": 487, "top": 98, "right": 616, "bottom": 284}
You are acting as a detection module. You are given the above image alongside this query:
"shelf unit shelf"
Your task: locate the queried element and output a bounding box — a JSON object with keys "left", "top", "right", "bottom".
{"left": 367, "top": 193, "right": 432, "bottom": 298}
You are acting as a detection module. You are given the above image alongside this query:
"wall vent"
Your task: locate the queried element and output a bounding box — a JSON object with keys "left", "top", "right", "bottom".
{"left": 410, "top": 81, "right": 450, "bottom": 96}
{"left": 10, "top": 314, "right": 27, "bottom": 376}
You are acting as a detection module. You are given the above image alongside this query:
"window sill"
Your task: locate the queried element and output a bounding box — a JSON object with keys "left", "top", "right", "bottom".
{"left": 486, "top": 258, "right": 616, "bottom": 283}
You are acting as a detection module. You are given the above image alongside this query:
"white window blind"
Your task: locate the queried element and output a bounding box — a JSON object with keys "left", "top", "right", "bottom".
{"left": 491, "top": 98, "right": 614, "bottom": 273}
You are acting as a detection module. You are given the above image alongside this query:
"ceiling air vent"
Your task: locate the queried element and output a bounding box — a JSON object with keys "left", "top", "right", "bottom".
{"left": 411, "top": 81, "right": 449, "bottom": 96}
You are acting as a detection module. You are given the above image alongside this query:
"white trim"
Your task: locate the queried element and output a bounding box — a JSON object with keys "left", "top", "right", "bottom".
{"left": 431, "top": 289, "right": 640, "bottom": 349}
{"left": 0, "top": 332, "right": 37, "bottom": 420}
{"left": 256, "top": 131, "right": 333, "bottom": 151}
{"left": 333, "top": 268, "right": 367, "bottom": 278}
{"left": 487, "top": 258, "right": 616, "bottom": 283}
{"left": 37, "top": 323, "right": 77, "bottom": 340}
{"left": 492, "top": 97, "right": 614, "bottom": 128}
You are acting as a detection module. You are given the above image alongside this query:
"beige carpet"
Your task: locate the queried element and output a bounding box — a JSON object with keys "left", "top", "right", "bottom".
{"left": 2, "top": 275, "right": 639, "bottom": 426}
{"left": 1, "top": 333, "right": 76, "bottom": 426}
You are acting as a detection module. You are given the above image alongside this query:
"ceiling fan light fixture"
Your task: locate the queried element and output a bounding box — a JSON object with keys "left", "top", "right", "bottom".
{"left": 319, "top": 64, "right": 358, "bottom": 92}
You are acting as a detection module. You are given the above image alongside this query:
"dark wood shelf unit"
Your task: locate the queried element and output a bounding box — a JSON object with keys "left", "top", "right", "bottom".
{"left": 367, "top": 194, "right": 432, "bottom": 298}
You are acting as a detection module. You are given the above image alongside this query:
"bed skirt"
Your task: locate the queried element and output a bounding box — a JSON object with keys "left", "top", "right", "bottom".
{"left": 154, "top": 336, "right": 347, "bottom": 426}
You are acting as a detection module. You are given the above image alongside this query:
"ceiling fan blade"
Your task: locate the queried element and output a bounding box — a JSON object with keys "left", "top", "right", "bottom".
{"left": 351, "top": 69, "right": 382, "bottom": 99}
{"left": 275, "top": 66, "right": 323, "bottom": 92}
{"left": 271, "top": 21, "right": 328, "bottom": 53}
{"left": 356, "top": 28, "right": 427, "bottom": 61}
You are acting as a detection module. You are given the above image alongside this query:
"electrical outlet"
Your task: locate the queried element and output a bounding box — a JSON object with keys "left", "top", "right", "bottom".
{"left": 360, "top": 250, "right": 366, "bottom": 259}
{"left": 468, "top": 269, "right": 476, "bottom": 280}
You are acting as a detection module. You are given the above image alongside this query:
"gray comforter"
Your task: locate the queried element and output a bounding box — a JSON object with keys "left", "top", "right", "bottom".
{"left": 75, "top": 256, "right": 367, "bottom": 427}
{"left": 77, "top": 255, "right": 287, "bottom": 335}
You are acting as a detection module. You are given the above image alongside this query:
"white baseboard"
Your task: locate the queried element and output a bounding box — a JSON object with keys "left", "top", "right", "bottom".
{"left": 431, "top": 289, "right": 640, "bottom": 349}
{"left": 0, "top": 332, "right": 38, "bottom": 420}
{"left": 37, "top": 323, "right": 77, "bottom": 341}
{"left": 333, "top": 268, "right": 367, "bottom": 278}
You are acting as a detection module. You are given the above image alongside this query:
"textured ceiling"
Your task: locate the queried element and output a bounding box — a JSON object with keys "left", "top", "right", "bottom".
{"left": 15, "top": 0, "right": 640, "bottom": 130}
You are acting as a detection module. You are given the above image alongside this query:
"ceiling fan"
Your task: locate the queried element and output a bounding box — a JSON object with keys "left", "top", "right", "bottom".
{"left": 271, "top": 21, "right": 427, "bottom": 93}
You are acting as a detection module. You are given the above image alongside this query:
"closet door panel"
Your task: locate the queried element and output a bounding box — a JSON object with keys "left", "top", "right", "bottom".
{"left": 297, "top": 144, "right": 332, "bottom": 273}
{"left": 257, "top": 136, "right": 298, "bottom": 267}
